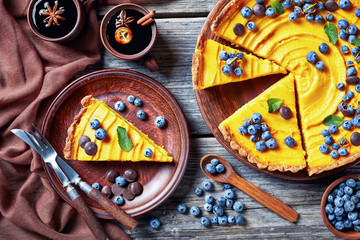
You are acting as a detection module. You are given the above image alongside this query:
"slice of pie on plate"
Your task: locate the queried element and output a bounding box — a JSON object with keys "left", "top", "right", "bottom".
{"left": 218, "top": 74, "right": 306, "bottom": 172}
{"left": 64, "top": 95, "right": 173, "bottom": 162}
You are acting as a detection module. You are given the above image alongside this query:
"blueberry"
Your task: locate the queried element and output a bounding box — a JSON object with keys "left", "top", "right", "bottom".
{"left": 328, "top": 214, "right": 335, "bottom": 221}
{"left": 294, "top": 7, "right": 302, "bottom": 15}
{"left": 339, "top": 29, "right": 348, "bottom": 40}
{"left": 343, "top": 194, "right": 351, "bottom": 201}
{"left": 330, "top": 151, "right": 339, "bottom": 159}
{"left": 282, "top": 0, "right": 292, "bottom": 8}
{"left": 266, "top": 138, "right": 277, "bottom": 149}
{"left": 150, "top": 218, "right": 161, "bottom": 229}
{"left": 347, "top": 60, "right": 354, "bottom": 66}
{"left": 204, "top": 203, "right": 213, "bottom": 212}
{"left": 247, "top": 21, "right": 255, "bottom": 31}
{"left": 343, "top": 94, "right": 350, "bottom": 102}
{"left": 134, "top": 98, "right": 142, "bottom": 106}
{"left": 202, "top": 180, "right": 213, "bottom": 191}
{"left": 284, "top": 136, "right": 295, "bottom": 147}
{"left": 338, "top": 19, "right": 349, "bottom": 29}
{"left": 154, "top": 116, "right": 166, "bottom": 128}
{"left": 115, "top": 176, "right": 127, "bottom": 187}
{"left": 319, "top": 144, "right": 329, "bottom": 154}
{"left": 224, "top": 189, "right": 235, "bottom": 199}
{"left": 200, "top": 216, "right": 210, "bottom": 227}
{"left": 241, "top": 6, "right": 252, "bottom": 18}
{"left": 218, "top": 216, "right": 228, "bottom": 225}
{"left": 222, "top": 65, "right": 231, "bottom": 75}
{"left": 255, "top": 140, "right": 266, "bottom": 151}
{"left": 322, "top": 129, "right": 330, "bottom": 136}
{"left": 234, "top": 67, "right": 243, "bottom": 76}
{"left": 235, "top": 215, "right": 245, "bottom": 224}
{"left": 261, "top": 131, "right": 271, "bottom": 141}
{"left": 250, "top": 134, "right": 258, "bottom": 142}
{"left": 95, "top": 128, "right": 106, "bottom": 140}
{"left": 337, "top": 82, "right": 345, "bottom": 90}
{"left": 339, "top": 0, "right": 350, "bottom": 9}
{"left": 190, "top": 206, "right": 200, "bottom": 216}
{"left": 213, "top": 205, "right": 224, "bottom": 216}
{"left": 226, "top": 58, "right": 235, "bottom": 67}
{"left": 233, "top": 201, "right": 244, "bottom": 213}
{"left": 335, "top": 197, "right": 345, "bottom": 207}
{"left": 265, "top": 7, "right": 275, "bottom": 16}
{"left": 349, "top": 211, "right": 359, "bottom": 221}
{"left": 216, "top": 164, "right": 225, "bottom": 173}
{"left": 338, "top": 103, "right": 347, "bottom": 111}
{"left": 339, "top": 148, "right": 349, "bottom": 156}
{"left": 326, "top": 13, "right": 334, "bottom": 21}
{"left": 216, "top": 197, "right": 226, "bottom": 207}
{"left": 251, "top": 113, "right": 262, "bottom": 124}
{"left": 328, "top": 194, "right": 335, "bottom": 203}
{"left": 205, "top": 164, "right": 216, "bottom": 174}
{"left": 303, "top": 3, "right": 314, "bottom": 14}
{"left": 127, "top": 95, "right": 135, "bottom": 103}
{"left": 226, "top": 199, "right": 234, "bottom": 208}
{"left": 289, "top": 12, "right": 298, "bottom": 21}
{"left": 345, "top": 186, "right": 354, "bottom": 195}
{"left": 341, "top": 45, "right": 350, "bottom": 53}
{"left": 210, "top": 216, "right": 218, "bottom": 224}
{"left": 348, "top": 25, "right": 358, "bottom": 35}
{"left": 342, "top": 120, "right": 353, "bottom": 130}
{"left": 260, "top": 124, "right": 268, "bottom": 132}
{"left": 345, "top": 200, "right": 355, "bottom": 212}
{"left": 334, "top": 206, "right": 345, "bottom": 216}
{"left": 92, "top": 182, "right": 101, "bottom": 190}
{"left": 136, "top": 110, "right": 146, "bottom": 120}
{"left": 90, "top": 119, "right": 100, "bottom": 129}
{"left": 356, "top": 84, "right": 360, "bottom": 93}
{"left": 351, "top": 195, "right": 359, "bottom": 204}
{"left": 332, "top": 143, "right": 340, "bottom": 150}
{"left": 319, "top": 43, "right": 329, "bottom": 54}
{"left": 325, "top": 135, "right": 334, "bottom": 145}
{"left": 205, "top": 194, "right": 214, "bottom": 204}
{"left": 144, "top": 148, "right": 153, "bottom": 158}
{"left": 293, "top": 0, "right": 303, "bottom": 6}
{"left": 219, "top": 50, "right": 228, "bottom": 60}
{"left": 356, "top": 8, "right": 360, "bottom": 17}
{"left": 334, "top": 221, "right": 345, "bottom": 231}
{"left": 344, "top": 219, "right": 353, "bottom": 228}
{"left": 211, "top": 159, "right": 219, "bottom": 166}
{"left": 229, "top": 52, "right": 235, "bottom": 58}
{"left": 352, "top": 47, "right": 360, "bottom": 56}
{"left": 113, "top": 195, "right": 124, "bottom": 206}
{"left": 236, "top": 53, "right": 244, "bottom": 60}
{"left": 354, "top": 219, "right": 360, "bottom": 226}
{"left": 177, "top": 203, "right": 187, "bottom": 214}
{"left": 114, "top": 101, "right": 125, "bottom": 111}
{"left": 194, "top": 187, "right": 203, "bottom": 196}
{"left": 315, "top": 61, "right": 325, "bottom": 70}
{"left": 247, "top": 125, "right": 256, "bottom": 135}
{"left": 305, "top": 13, "right": 314, "bottom": 21}
{"left": 340, "top": 183, "right": 347, "bottom": 189}
{"left": 316, "top": 2, "right": 324, "bottom": 10}
{"left": 314, "top": 15, "right": 324, "bottom": 23}
{"left": 352, "top": 115, "right": 360, "bottom": 127}
{"left": 306, "top": 51, "right": 318, "bottom": 63}
{"left": 243, "top": 119, "right": 251, "bottom": 128}
{"left": 347, "top": 67, "right": 357, "bottom": 76}
{"left": 326, "top": 203, "right": 334, "bottom": 214}
{"left": 255, "top": 124, "right": 261, "bottom": 131}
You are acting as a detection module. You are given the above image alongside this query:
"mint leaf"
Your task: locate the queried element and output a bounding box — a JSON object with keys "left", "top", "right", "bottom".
{"left": 351, "top": 38, "right": 360, "bottom": 47}
{"left": 267, "top": 98, "right": 283, "bottom": 113}
{"left": 270, "top": 1, "right": 285, "bottom": 14}
{"left": 324, "top": 22, "right": 337, "bottom": 44}
{"left": 323, "top": 115, "right": 343, "bottom": 126}
{"left": 117, "top": 126, "right": 133, "bottom": 151}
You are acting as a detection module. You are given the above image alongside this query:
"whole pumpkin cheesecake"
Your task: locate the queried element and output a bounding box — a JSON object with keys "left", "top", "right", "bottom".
{"left": 64, "top": 95, "right": 173, "bottom": 162}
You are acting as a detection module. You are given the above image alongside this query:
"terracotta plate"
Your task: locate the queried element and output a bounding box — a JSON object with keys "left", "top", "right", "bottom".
{"left": 41, "top": 69, "right": 189, "bottom": 218}
{"left": 193, "top": 0, "right": 360, "bottom": 180}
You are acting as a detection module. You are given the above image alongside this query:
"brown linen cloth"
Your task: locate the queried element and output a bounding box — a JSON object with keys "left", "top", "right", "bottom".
{"left": 0, "top": 0, "right": 150, "bottom": 239}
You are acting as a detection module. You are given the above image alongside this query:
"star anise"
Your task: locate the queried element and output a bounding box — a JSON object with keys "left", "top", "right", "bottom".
{"left": 40, "top": 2, "right": 65, "bottom": 27}
{"left": 115, "top": 10, "right": 134, "bottom": 29}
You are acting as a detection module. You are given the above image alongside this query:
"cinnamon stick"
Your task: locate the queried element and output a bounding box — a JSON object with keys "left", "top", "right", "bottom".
{"left": 137, "top": 10, "right": 155, "bottom": 25}
{"left": 141, "top": 18, "right": 155, "bottom": 26}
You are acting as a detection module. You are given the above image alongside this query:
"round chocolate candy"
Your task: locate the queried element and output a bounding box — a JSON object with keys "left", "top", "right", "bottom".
{"left": 105, "top": 170, "right": 119, "bottom": 183}
{"left": 253, "top": 3, "right": 265, "bottom": 16}
{"left": 123, "top": 189, "right": 135, "bottom": 201}
{"left": 78, "top": 135, "right": 91, "bottom": 148}
{"left": 124, "top": 168, "right": 138, "bottom": 182}
{"left": 351, "top": 132, "right": 360, "bottom": 146}
{"left": 111, "top": 184, "right": 125, "bottom": 196}
{"left": 325, "top": 0, "right": 338, "bottom": 11}
{"left": 341, "top": 109, "right": 355, "bottom": 117}
{"left": 279, "top": 106, "right": 292, "bottom": 119}
{"left": 84, "top": 142, "right": 97, "bottom": 155}
{"left": 233, "top": 23, "right": 245, "bottom": 36}
{"left": 129, "top": 182, "right": 143, "bottom": 196}
{"left": 101, "top": 185, "right": 112, "bottom": 197}
{"left": 346, "top": 76, "right": 360, "bottom": 85}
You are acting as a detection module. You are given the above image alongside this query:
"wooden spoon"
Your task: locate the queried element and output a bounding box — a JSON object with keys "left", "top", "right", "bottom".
{"left": 200, "top": 154, "right": 298, "bottom": 222}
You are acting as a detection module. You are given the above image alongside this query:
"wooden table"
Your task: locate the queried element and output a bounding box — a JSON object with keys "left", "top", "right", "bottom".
{"left": 97, "top": 1, "right": 355, "bottom": 239}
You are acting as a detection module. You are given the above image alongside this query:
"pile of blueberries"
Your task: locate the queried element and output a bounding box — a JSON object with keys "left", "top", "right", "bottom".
{"left": 219, "top": 50, "right": 244, "bottom": 77}
{"left": 306, "top": 45, "right": 326, "bottom": 71}
{"left": 325, "top": 178, "right": 360, "bottom": 232}
{"left": 205, "top": 158, "right": 225, "bottom": 174}
{"left": 337, "top": 19, "right": 360, "bottom": 63}
{"left": 319, "top": 124, "right": 349, "bottom": 159}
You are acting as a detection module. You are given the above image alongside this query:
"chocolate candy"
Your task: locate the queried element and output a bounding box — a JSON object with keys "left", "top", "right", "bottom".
{"left": 233, "top": 23, "right": 245, "bottom": 36}
{"left": 105, "top": 170, "right": 119, "bottom": 183}
{"left": 351, "top": 132, "right": 360, "bottom": 146}
{"left": 346, "top": 76, "right": 360, "bottom": 85}
{"left": 78, "top": 135, "right": 91, "bottom": 148}
{"left": 341, "top": 109, "right": 355, "bottom": 117}
{"left": 84, "top": 142, "right": 97, "bottom": 155}
{"left": 112, "top": 184, "right": 125, "bottom": 196}
{"left": 101, "top": 185, "right": 112, "bottom": 197}
{"left": 129, "top": 182, "right": 143, "bottom": 196}
{"left": 325, "top": 0, "right": 338, "bottom": 11}
{"left": 279, "top": 106, "right": 292, "bottom": 119}
{"left": 253, "top": 3, "right": 265, "bottom": 16}
{"left": 124, "top": 168, "right": 138, "bottom": 182}
{"left": 123, "top": 189, "right": 135, "bottom": 201}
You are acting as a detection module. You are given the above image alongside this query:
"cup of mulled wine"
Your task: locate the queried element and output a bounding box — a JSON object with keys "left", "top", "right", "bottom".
{"left": 27, "top": 0, "right": 85, "bottom": 43}
{"left": 100, "top": 4, "right": 159, "bottom": 72}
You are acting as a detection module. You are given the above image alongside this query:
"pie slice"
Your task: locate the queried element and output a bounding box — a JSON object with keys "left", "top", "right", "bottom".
{"left": 218, "top": 74, "right": 306, "bottom": 172}
{"left": 192, "top": 36, "right": 287, "bottom": 90}
{"left": 64, "top": 96, "right": 173, "bottom": 162}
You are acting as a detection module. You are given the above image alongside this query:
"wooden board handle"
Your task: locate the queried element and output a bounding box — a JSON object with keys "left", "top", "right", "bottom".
{"left": 231, "top": 174, "right": 298, "bottom": 222}
{"left": 72, "top": 196, "right": 108, "bottom": 240}
{"left": 88, "top": 188, "right": 138, "bottom": 231}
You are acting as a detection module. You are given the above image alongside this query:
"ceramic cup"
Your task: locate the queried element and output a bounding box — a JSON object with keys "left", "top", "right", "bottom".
{"left": 27, "top": 0, "right": 85, "bottom": 43}
{"left": 100, "top": 4, "right": 159, "bottom": 72}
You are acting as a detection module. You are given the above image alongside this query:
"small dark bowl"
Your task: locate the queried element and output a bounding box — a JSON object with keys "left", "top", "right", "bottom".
{"left": 27, "top": 0, "right": 85, "bottom": 43}
{"left": 321, "top": 174, "right": 360, "bottom": 239}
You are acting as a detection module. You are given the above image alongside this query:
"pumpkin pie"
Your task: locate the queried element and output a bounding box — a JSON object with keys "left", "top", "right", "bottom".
{"left": 64, "top": 96, "right": 173, "bottom": 162}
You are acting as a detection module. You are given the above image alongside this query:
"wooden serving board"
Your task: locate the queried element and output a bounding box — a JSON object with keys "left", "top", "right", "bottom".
{"left": 41, "top": 69, "right": 189, "bottom": 218}
{"left": 194, "top": 0, "right": 360, "bottom": 180}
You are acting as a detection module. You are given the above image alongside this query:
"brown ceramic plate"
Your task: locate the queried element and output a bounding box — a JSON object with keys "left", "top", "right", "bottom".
{"left": 193, "top": 0, "right": 360, "bottom": 181}
{"left": 41, "top": 69, "right": 189, "bottom": 218}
